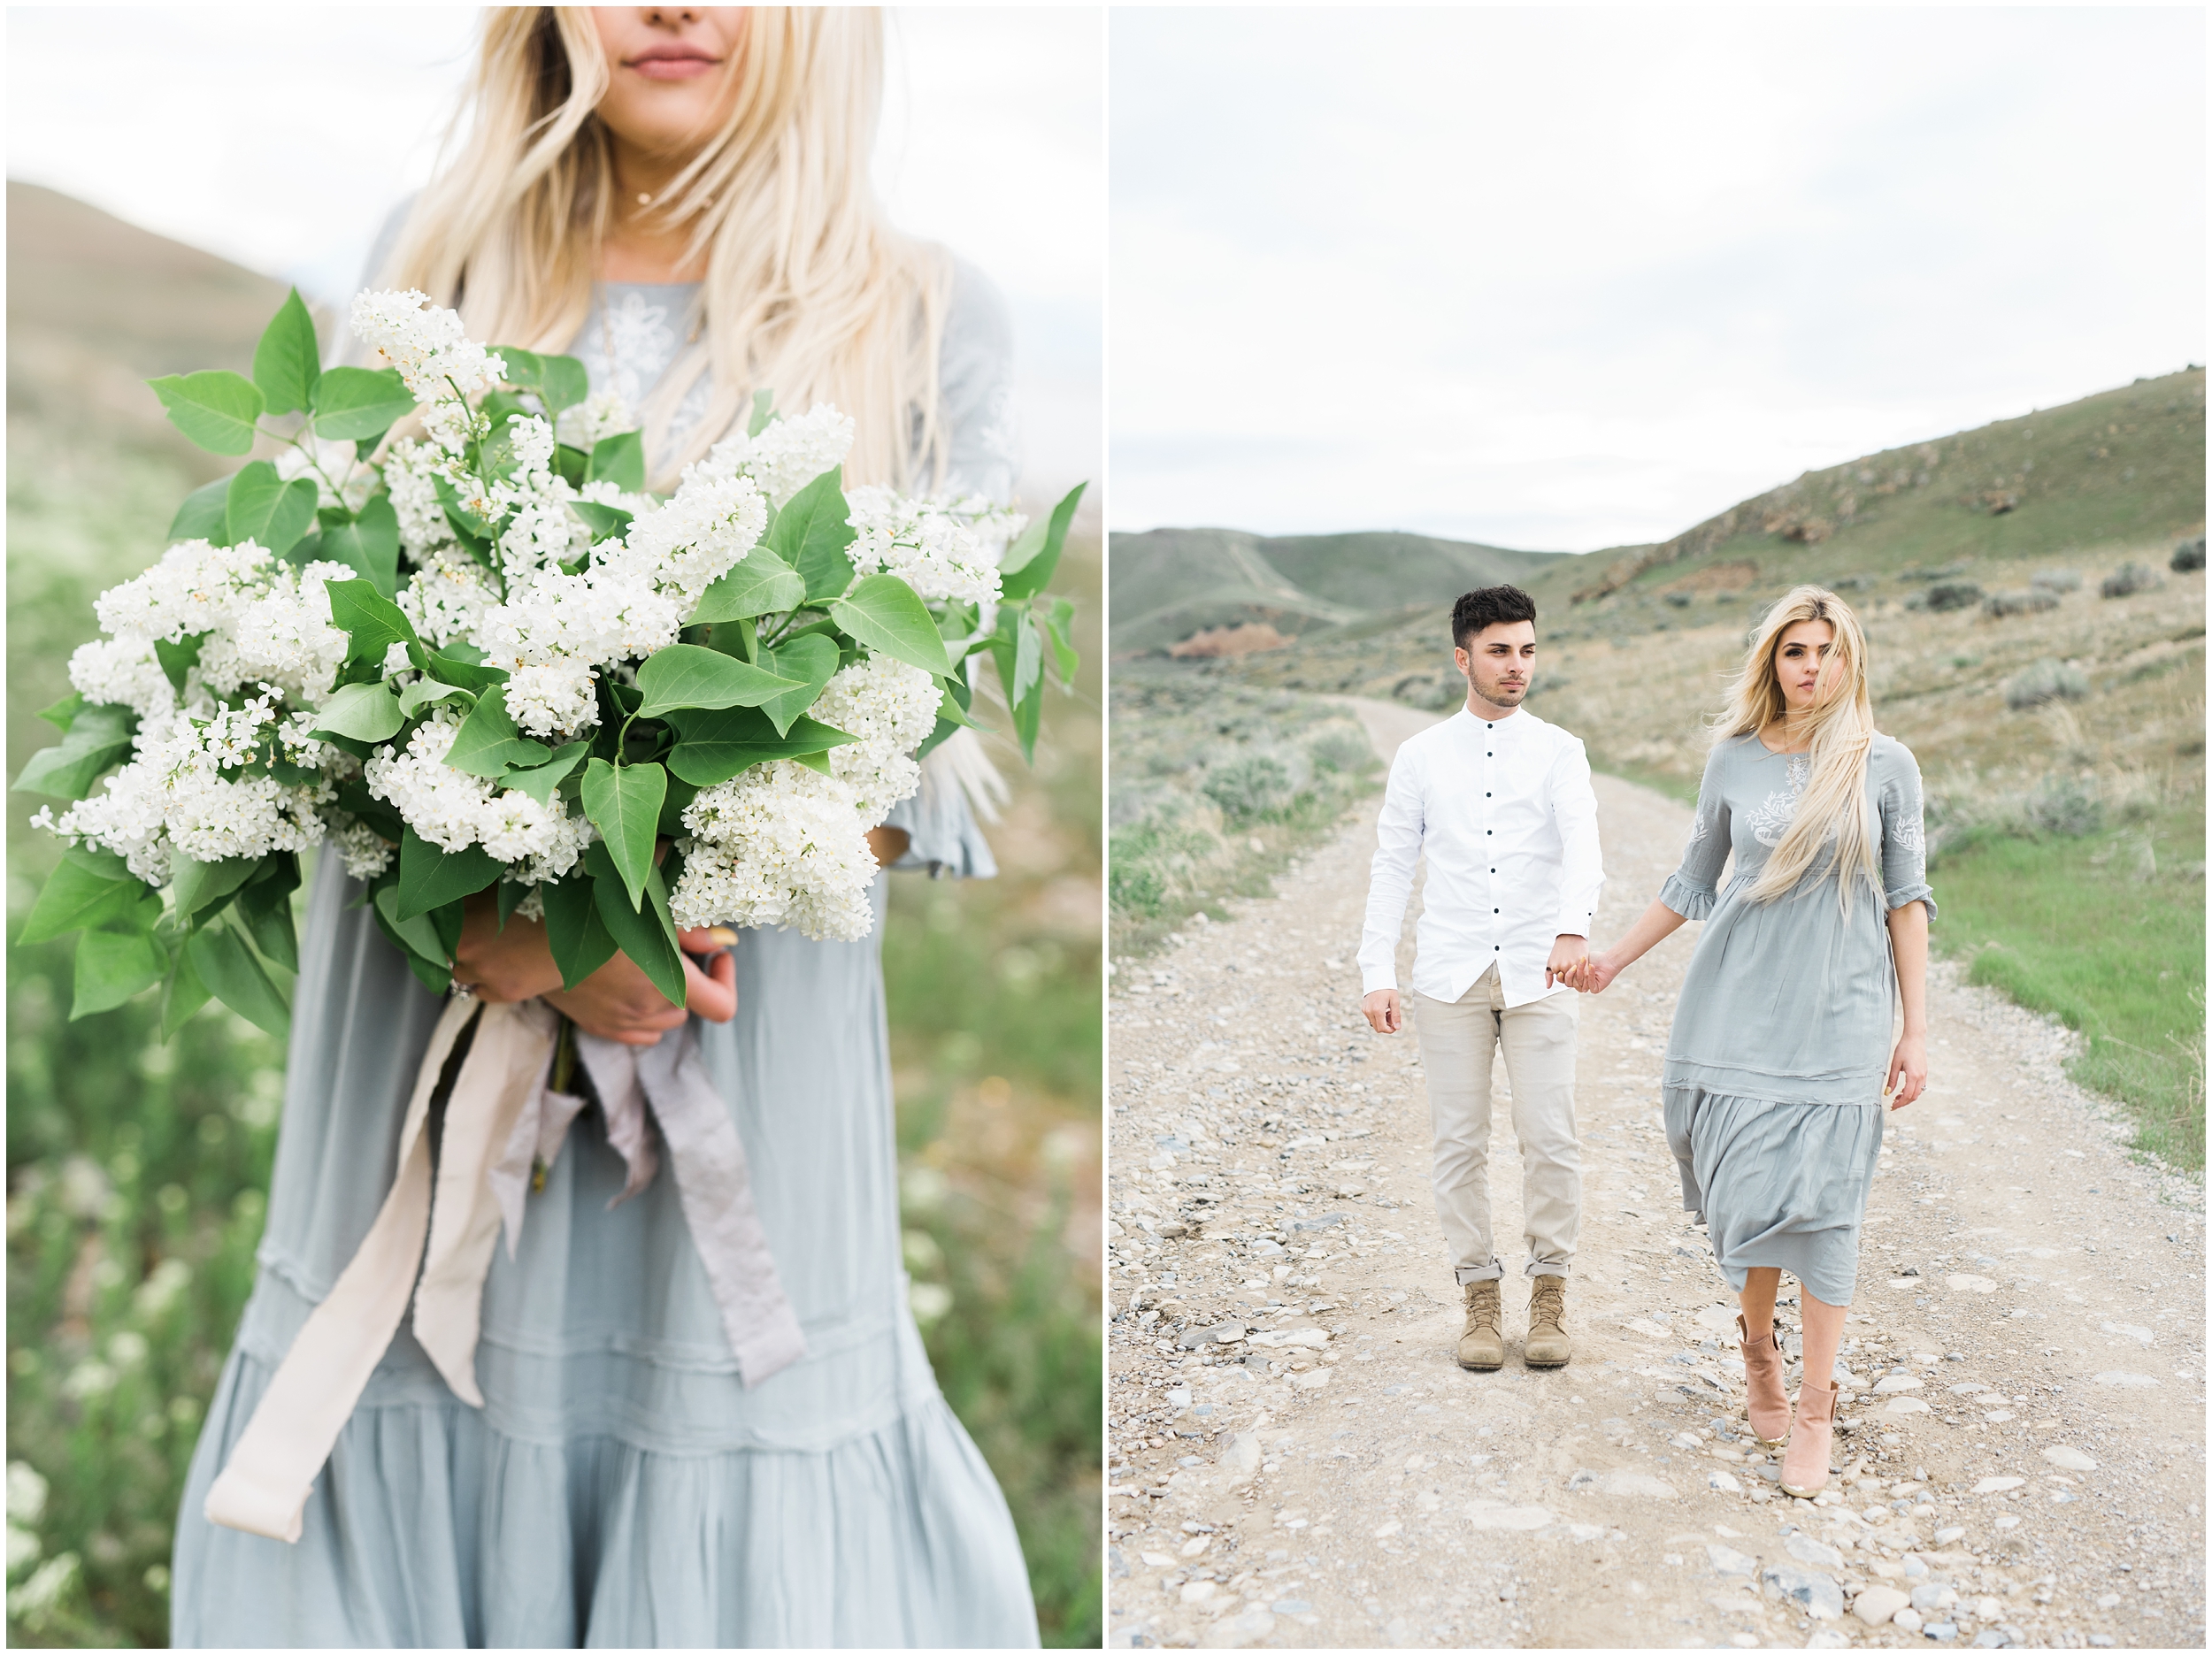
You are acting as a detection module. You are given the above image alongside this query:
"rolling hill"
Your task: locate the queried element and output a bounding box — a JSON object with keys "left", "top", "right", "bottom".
{"left": 1107, "top": 525, "right": 1577, "bottom": 655}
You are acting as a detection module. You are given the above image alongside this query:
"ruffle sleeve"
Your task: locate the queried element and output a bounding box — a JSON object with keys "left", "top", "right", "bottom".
{"left": 1661, "top": 743, "right": 1734, "bottom": 919}
{"left": 1876, "top": 738, "right": 1937, "bottom": 922}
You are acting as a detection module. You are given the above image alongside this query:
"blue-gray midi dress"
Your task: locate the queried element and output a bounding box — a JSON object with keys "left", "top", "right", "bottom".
{"left": 1657, "top": 732, "right": 1935, "bottom": 1307}
{"left": 169, "top": 268, "right": 1040, "bottom": 1647}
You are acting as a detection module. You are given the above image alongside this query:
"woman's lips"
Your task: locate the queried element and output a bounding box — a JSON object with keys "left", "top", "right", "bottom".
{"left": 626, "top": 50, "right": 718, "bottom": 80}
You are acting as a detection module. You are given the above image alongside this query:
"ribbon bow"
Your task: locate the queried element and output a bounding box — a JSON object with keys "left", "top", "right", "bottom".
{"left": 204, "top": 997, "right": 806, "bottom": 1544}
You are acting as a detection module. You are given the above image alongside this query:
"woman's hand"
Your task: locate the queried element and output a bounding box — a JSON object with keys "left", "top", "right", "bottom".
{"left": 1566, "top": 951, "right": 1622, "bottom": 993}
{"left": 545, "top": 931, "right": 737, "bottom": 1046}
{"left": 1886, "top": 1031, "right": 1928, "bottom": 1109}
{"left": 452, "top": 901, "right": 565, "bottom": 1004}
{"left": 452, "top": 891, "right": 740, "bottom": 1045}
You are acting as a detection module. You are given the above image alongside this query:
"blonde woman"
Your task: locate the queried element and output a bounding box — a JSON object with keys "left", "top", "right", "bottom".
{"left": 1569, "top": 586, "right": 1932, "bottom": 1498}
{"left": 173, "top": 11, "right": 1036, "bottom": 1645}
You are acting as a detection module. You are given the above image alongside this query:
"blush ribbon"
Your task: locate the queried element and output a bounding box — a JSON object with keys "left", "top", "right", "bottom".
{"left": 204, "top": 996, "right": 806, "bottom": 1543}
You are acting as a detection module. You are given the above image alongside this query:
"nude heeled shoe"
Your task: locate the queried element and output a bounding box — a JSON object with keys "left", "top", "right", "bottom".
{"left": 1779, "top": 1377, "right": 1838, "bottom": 1498}
{"left": 1737, "top": 1313, "right": 1791, "bottom": 1450}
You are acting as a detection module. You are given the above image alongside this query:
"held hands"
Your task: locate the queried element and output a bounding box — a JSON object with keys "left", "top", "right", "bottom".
{"left": 1885, "top": 1031, "right": 1928, "bottom": 1109}
{"left": 1546, "top": 935, "right": 1591, "bottom": 991}
{"left": 1361, "top": 988, "right": 1402, "bottom": 1034}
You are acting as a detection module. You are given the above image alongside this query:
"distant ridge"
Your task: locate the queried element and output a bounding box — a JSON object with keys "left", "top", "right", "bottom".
{"left": 1108, "top": 526, "right": 1565, "bottom": 655}
{"left": 1114, "top": 370, "right": 2204, "bottom": 655}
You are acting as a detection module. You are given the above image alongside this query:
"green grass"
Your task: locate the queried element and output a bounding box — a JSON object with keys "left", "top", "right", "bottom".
{"left": 1107, "top": 663, "right": 1379, "bottom": 959}
{"left": 1930, "top": 811, "right": 2205, "bottom": 1171}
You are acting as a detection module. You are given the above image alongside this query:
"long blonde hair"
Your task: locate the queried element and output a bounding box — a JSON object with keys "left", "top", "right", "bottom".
{"left": 1718, "top": 586, "right": 1882, "bottom": 911}
{"left": 380, "top": 7, "right": 949, "bottom": 491}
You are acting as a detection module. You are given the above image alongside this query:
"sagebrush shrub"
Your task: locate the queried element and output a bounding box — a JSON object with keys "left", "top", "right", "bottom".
{"left": 2003, "top": 656, "right": 2089, "bottom": 709}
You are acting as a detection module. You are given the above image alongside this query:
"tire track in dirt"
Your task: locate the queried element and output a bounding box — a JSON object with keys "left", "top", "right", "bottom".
{"left": 1106, "top": 699, "right": 2203, "bottom": 1650}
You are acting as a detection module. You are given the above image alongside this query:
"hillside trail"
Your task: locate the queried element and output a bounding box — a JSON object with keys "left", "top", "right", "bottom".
{"left": 1106, "top": 696, "right": 2204, "bottom": 1651}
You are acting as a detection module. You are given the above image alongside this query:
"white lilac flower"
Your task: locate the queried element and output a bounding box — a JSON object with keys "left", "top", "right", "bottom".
{"left": 702, "top": 404, "right": 855, "bottom": 507}
{"left": 397, "top": 548, "right": 501, "bottom": 651}
{"left": 92, "top": 539, "right": 275, "bottom": 643}
{"left": 45, "top": 705, "right": 332, "bottom": 882}
{"left": 276, "top": 437, "right": 374, "bottom": 514}
{"left": 362, "top": 713, "right": 589, "bottom": 877}
{"left": 843, "top": 487, "right": 1001, "bottom": 605}
{"left": 671, "top": 760, "right": 878, "bottom": 939}
{"left": 382, "top": 440, "right": 457, "bottom": 559}
{"left": 331, "top": 817, "right": 396, "bottom": 880}
{"left": 206, "top": 562, "right": 355, "bottom": 708}
{"left": 809, "top": 655, "right": 941, "bottom": 821}
{"left": 349, "top": 289, "right": 507, "bottom": 406}
{"left": 65, "top": 636, "right": 174, "bottom": 722}
{"left": 556, "top": 388, "right": 634, "bottom": 451}
{"left": 620, "top": 469, "right": 768, "bottom": 605}
{"left": 943, "top": 493, "right": 1030, "bottom": 567}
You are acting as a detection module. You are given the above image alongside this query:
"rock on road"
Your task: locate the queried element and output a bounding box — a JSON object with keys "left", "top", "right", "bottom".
{"left": 1105, "top": 698, "right": 2204, "bottom": 1651}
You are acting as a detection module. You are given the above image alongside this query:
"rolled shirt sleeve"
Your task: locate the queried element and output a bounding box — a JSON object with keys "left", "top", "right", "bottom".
{"left": 1357, "top": 745, "right": 1426, "bottom": 994}
{"left": 1548, "top": 739, "right": 1603, "bottom": 938}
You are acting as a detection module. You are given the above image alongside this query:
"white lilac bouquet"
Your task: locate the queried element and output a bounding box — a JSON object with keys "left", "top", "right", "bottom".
{"left": 17, "top": 289, "right": 1083, "bottom": 1036}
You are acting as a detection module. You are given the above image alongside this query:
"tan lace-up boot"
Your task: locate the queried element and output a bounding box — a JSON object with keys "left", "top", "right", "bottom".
{"left": 1738, "top": 1313, "right": 1791, "bottom": 1449}
{"left": 1456, "top": 1279, "right": 1504, "bottom": 1370}
{"left": 1779, "top": 1377, "right": 1838, "bottom": 1498}
{"left": 1524, "top": 1275, "right": 1571, "bottom": 1368}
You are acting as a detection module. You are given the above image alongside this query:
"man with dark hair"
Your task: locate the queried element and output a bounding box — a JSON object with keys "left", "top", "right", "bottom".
{"left": 1357, "top": 584, "right": 1601, "bottom": 1371}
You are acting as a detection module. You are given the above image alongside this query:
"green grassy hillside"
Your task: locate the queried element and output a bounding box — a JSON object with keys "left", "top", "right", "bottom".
{"left": 1128, "top": 372, "right": 2204, "bottom": 1169}
{"left": 1108, "top": 525, "right": 1565, "bottom": 655}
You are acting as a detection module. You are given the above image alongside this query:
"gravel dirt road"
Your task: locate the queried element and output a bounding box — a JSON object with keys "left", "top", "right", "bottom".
{"left": 1105, "top": 698, "right": 2204, "bottom": 1651}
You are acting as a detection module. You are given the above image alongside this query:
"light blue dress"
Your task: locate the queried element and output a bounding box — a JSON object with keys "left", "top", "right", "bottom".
{"left": 170, "top": 268, "right": 1039, "bottom": 1647}
{"left": 1657, "top": 732, "right": 1935, "bottom": 1307}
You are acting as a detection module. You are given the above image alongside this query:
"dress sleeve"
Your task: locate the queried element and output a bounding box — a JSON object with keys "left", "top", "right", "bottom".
{"left": 935, "top": 257, "right": 1019, "bottom": 501}
{"left": 1659, "top": 743, "right": 1733, "bottom": 919}
{"left": 1878, "top": 742, "right": 1937, "bottom": 921}
{"left": 886, "top": 257, "right": 1018, "bottom": 881}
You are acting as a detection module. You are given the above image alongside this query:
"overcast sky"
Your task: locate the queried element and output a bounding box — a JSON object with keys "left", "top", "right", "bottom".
{"left": 6, "top": 6, "right": 1102, "bottom": 495}
{"left": 1111, "top": 6, "right": 2205, "bottom": 549}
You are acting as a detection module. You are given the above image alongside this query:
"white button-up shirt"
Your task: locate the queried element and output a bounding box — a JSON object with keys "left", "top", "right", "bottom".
{"left": 1359, "top": 706, "right": 1604, "bottom": 1008}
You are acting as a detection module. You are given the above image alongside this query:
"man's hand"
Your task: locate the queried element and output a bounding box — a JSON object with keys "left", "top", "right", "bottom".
{"left": 1545, "top": 934, "right": 1589, "bottom": 990}
{"left": 1885, "top": 1031, "right": 1928, "bottom": 1110}
{"left": 1362, "top": 988, "right": 1402, "bottom": 1034}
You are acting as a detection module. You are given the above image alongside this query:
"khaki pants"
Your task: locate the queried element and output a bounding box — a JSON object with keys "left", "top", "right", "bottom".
{"left": 1412, "top": 966, "right": 1582, "bottom": 1283}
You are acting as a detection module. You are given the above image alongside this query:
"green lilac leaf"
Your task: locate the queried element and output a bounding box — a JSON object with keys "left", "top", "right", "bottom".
{"left": 664, "top": 708, "right": 856, "bottom": 786}
{"left": 540, "top": 876, "right": 618, "bottom": 989}
{"left": 691, "top": 545, "right": 807, "bottom": 624}
{"left": 829, "top": 573, "right": 953, "bottom": 678}
{"left": 445, "top": 685, "right": 550, "bottom": 778}
{"left": 148, "top": 370, "right": 265, "bottom": 456}
{"left": 311, "top": 366, "right": 413, "bottom": 441}
{"left": 753, "top": 634, "right": 839, "bottom": 735}
{"left": 73, "top": 928, "right": 170, "bottom": 1019}
{"left": 588, "top": 429, "right": 646, "bottom": 492}
{"left": 586, "top": 846, "right": 686, "bottom": 1008}
{"left": 768, "top": 470, "right": 857, "bottom": 601}
{"left": 13, "top": 702, "right": 135, "bottom": 800}
{"left": 253, "top": 287, "right": 321, "bottom": 414}
{"left": 997, "top": 480, "right": 1087, "bottom": 601}
{"left": 395, "top": 827, "right": 503, "bottom": 922}
{"left": 580, "top": 759, "right": 665, "bottom": 911}
{"left": 19, "top": 858, "right": 147, "bottom": 946}
{"left": 168, "top": 479, "right": 232, "bottom": 545}
{"left": 319, "top": 494, "right": 401, "bottom": 596}
{"left": 184, "top": 921, "right": 291, "bottom": 1038}
{"left": 309, "top": 681, "right": 406, "bottom": 744}
{"left": 632, "top": 644, "right": 803, "bottom": 718}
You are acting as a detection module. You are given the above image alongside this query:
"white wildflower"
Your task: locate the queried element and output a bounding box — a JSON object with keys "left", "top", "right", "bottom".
{"left": 7, "top": 1462, "right": 48, "bottom": 1526}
